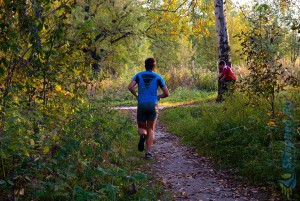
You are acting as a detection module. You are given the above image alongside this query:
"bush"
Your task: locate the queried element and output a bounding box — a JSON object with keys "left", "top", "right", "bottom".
{"left": 164, "top": 67, "right": 217, "bottom": 91}
{"left": 160, "top": 91, "right": 300, "bottom": 184}
{"left": 0, "top": 99, "right": 167, "bottom": 200}
{"left": 97, "top": 69, "right": 218, "bottom": 106}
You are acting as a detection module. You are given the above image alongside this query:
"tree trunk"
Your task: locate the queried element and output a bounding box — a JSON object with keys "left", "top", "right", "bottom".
{"left": 214, "top": 0, "right": 231, "bottom": 102}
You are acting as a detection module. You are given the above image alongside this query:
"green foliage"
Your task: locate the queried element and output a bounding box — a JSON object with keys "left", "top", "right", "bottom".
{"left": 98, "top": 78, "right": 137, "bottom": 106}
{"left": 0, "top": 1, "right": 172, "bottom": 200}
{"left": 236, "top": 3, "right": 295, "bottom": 117}
{"left": 191, "top": 33, "right": 218, "bottom": 70}
{"left": 164, "top": 67, "right": 217, "bottom": 91}
{"left": 160, "top": 92, "right": 300, "bottom": 185}
{"left": 69, "top": 0, "right": 151, "bottom": 74}
{"left": 0, "top": 100, "right": 168, "bottom": 200}
{"left": 96, "top": 64, "right": 217, "bottom": 107}
{"left": 0, "top": 0, "right": 298, "bottom": 199}
{"left": 159, "top": 87, "right": 215, "bottom": 105}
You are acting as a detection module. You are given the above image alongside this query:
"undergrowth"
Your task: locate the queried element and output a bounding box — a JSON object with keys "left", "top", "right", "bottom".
{"left": 99, "top": 85, "right": 216, "bottom": 107}
{"left": 0, "top": 99, "right": 169, "bottom": 200}
{"left": 160, "top": 91, "right": 300, "bottom": 190}
{"left": 96, "top": 67, "right": 218, "bottom": 106}
{"left": 159, "top": 87, "right": 215, "bottom": 106}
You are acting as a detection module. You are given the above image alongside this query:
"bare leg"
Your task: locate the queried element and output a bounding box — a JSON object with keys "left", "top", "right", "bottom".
{"left": 145, "top": 120, "right": 156, "bottom": 153}
{"left": 137, "top": 122, "right": 147, "bottom": 152}
{"left": 138, "top": 122, "right": 147, "bottom": 136}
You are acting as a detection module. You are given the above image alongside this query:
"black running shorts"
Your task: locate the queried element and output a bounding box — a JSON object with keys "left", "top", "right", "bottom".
{"left": 137, "top": 102, "right": 158, "bottom": 122}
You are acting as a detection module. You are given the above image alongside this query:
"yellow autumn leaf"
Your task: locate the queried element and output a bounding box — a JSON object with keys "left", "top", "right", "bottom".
{"left": 40, "top": 57, "right": 46, "bottom": 63}
{"left": 24, "top": 150, "right": 30, "bottom": 157}
{"left": 29, "top": 139, "right": 35, "bottom": 146}
{"left": 55, "top": 84, "right": 62, "bottom": 92}
{"left": 267, "top": 118, "right": 276, "bottom": 126}
{"left": 43, "top": 146, "right": 50, "bottom": 154}
{"left": 267, "top": 121, "right": 276, "bottom": 126}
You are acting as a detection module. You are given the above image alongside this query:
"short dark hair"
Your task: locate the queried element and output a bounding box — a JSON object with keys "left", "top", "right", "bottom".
{"left": 145, "top": 58, "right": 156, "bottom": 70}
{"left": 219, "top": 60, "right": 226, "bottom": 66}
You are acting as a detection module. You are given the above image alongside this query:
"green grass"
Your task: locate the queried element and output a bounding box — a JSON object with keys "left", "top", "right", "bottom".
{"left": 159, "top": 91, "right": 300, "bottom": 188}
{"left": 0, "top": 100, "right": 171, "bottom": 200}
{"left": 100, "top": 86, "right": 217, "bottom": 106}
{"left": 109, "top": 110, "right": 172, "bottom": 201}
{"left": 159, "top": 87, "right": 216, "bottom": 106}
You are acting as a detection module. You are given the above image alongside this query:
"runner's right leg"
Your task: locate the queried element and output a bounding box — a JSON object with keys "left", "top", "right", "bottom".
{"left": 145, "top": 103, "right": 158, "bottom": 157}
{"left": 137, "top": 104, "right": 147, "bottom": 152}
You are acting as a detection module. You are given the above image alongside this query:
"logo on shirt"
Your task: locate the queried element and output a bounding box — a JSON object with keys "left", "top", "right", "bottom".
{"left": 141, "top": 74, "right": 156, "bottom": 89}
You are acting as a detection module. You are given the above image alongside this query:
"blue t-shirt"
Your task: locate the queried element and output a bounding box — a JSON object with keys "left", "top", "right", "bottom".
{"left": 132, "top": 70, "right": 166, "bottom": 103}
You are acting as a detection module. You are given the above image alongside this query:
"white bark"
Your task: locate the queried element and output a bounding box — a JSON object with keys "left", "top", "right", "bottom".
{"left": 214, "top": 0, "right": 231, "bottom": 65}
{"left": 214, "top": 0, "right": 231, "bottom": 102}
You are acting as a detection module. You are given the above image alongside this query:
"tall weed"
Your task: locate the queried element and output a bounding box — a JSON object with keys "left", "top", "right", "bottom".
{"left": 160, "top": 91, "right": 300, "bottom": 184}
{"left": 164, "top": 67, "right": 217, "bottom": 91}
{"left": 0, "top": 99, "right": 167, "bottom": 200}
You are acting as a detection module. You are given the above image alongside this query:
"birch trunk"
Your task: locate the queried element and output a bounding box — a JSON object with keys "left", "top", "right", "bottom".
{"left": 214, "top": 0, "right": 231, "bottom": 102}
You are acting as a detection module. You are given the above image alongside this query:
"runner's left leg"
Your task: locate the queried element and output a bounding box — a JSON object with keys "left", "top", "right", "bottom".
{"left": 145, "top": 120, "right": 156, "bottom": 153}
{"left": 138, "top": 122, "right": 147, "bottom": 136}
{"left": 137, "top": 122, "right": 147, "bottom": 151}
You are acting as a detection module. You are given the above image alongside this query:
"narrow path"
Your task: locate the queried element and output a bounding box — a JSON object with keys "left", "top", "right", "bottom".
{"left": 121, "top": 106, "right": 280, "bottom": 201}
{"left": 153, "top": 120, "right": 271, "bottom": 201}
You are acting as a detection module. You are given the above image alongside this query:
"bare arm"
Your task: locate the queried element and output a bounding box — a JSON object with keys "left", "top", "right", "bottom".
{"left": 214, "top": 72, "right": 224, "bottom": 81}
{"left": 219, "top": 74, "right": 225, "bottom": 82}
{"left": 158, "top": 86, "right": 170, "bottom": 100}
{"left": 128, "top": 80, "right": 138, "bottom": 98}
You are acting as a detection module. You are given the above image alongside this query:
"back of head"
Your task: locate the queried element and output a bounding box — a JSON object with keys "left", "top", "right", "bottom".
{"left": 145, "top": 58, "right": 156, "bottom": 71}
{"left": 219, "top": 60, "right": 226, "bottom": 66}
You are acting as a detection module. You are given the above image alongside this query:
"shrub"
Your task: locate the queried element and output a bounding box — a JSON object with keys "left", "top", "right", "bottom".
{"left": 160, "top": 91, "right": 300, "bottom": 184}
{"left": 164, "top": 67, "right": 217, "bottom": 91}
{"left": 0, "top": 99, "right": 165, "bottom": 200}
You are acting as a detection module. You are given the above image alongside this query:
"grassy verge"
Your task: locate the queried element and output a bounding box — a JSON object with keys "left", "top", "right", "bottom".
{"left": 100, "top": 86, "right": 216, "bottom": 107}
{"left": 109, "top": 109, "right": 172, "bottom": 201}
{"left": 0, "top": 100, "right": 170, "bottom": 200}
{"left": 159, "top": 91, "right": 300, "bottom": 196}
{"left": 159, "top": 87, "right": 216, "bottom": 106}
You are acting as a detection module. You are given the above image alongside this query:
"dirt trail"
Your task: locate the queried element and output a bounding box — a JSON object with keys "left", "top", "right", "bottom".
{"left": 123, "top": 106, "right": 279, "bottom": 201}
{"left": 153, "top": 121, "right": 271, "bottom": 201}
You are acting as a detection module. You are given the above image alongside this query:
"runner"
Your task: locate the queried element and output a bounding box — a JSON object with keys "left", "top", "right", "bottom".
{"left": 128, "top": 58, "right": 170, "bottom": 159}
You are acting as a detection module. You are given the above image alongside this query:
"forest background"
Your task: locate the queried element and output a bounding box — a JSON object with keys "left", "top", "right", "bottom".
{"left": 0, "top": 0, "right": 299, "bottom": 200}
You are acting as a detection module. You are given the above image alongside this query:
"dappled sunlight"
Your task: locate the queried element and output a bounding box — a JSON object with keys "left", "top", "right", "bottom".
{"left": 0, "top": 0, "right": 299, "bottom": 200}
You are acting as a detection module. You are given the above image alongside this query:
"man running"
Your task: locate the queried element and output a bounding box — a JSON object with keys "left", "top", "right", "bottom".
{"left": 128, "top": 58, "right": 170, "bottom": 159}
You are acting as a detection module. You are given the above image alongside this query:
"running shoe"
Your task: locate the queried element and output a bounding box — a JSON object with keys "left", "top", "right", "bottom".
{"left": 138, "top": 134, "right": 146, "bottom": 152}
{"left": 145, "top": 152, "right": 154, "bottom": 159}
